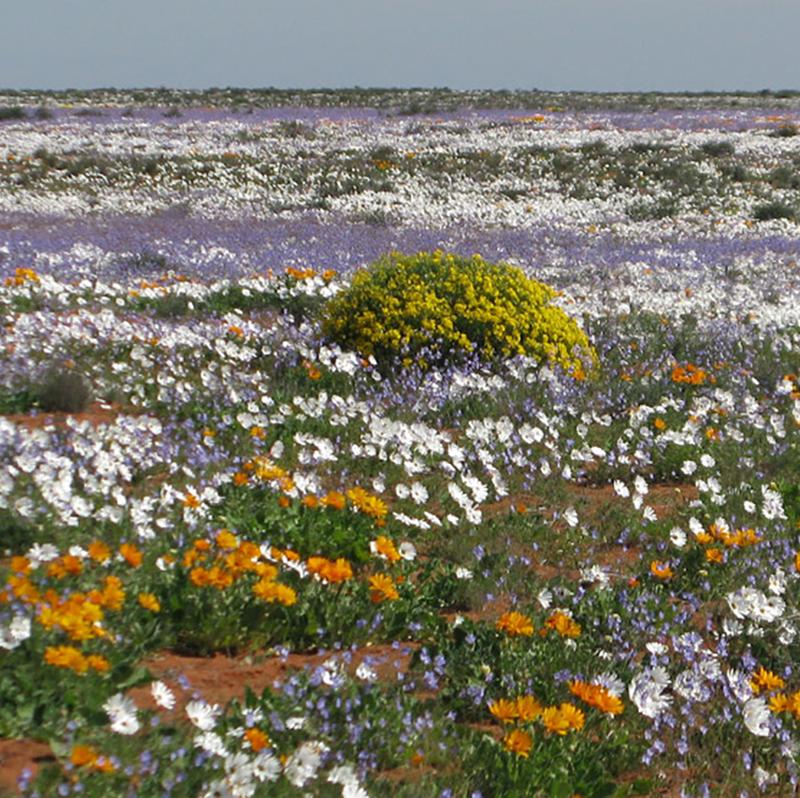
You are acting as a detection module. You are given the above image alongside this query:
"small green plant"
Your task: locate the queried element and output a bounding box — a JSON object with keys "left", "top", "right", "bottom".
{"left": 700, "top": 140, "right": 735, "bottom": 157}
{"left": 769, "top": 123, "right": 798, "bottom": 138}
{"left": 321, "top": 251, "right": 596, "bottom": 375}
{"left": 753, "top": 201, "right": 796, "bottom": 221}
{"left": 0, "top": 106, "right": 26, "bottom": 121}
{"left": 35, "top": 366, "right": 92, "bottom": 413}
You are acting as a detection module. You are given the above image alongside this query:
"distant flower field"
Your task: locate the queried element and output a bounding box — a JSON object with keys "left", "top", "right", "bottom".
{"left": 1, "top": 90, "right": 800, "bottom": 797}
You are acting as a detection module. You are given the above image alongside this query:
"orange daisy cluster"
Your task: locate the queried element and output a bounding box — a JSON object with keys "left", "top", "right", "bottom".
{"left": 768, "top": 690, "right": 800, "bottom": 719}
{"left": 179, "top": 533, "right": 299, "bottom": 608}
{"left": 307, "top": 556, "right": 353, "bottom": 584}
{"left": 371, "top": 535, "right": 401, "bottom": 563}
{"left": 496, "top": 611, "right": 534, "bottom": 637}
{"left": 119, "top": 543, "right": 143, "bottom": 568}
{"left": 697, "top": 524, "right": 762, "bottom": 549}
{"left": 346, "top": 487, "right": 388, "bottom": 524}
{"left": 369, "top": 573, "right": 400, "bottom": 603}
{"left": 542, "top": 610, "right": 581, "bottom": 638}
{"left": 541, "top": 703, "right": 585, "bottom": 735}
{"left": 568, "top": 680, "right": 624, "bottom": 715}
{"left": 671, "top": 362, "right": 712, "bottom": 386}
{"left": 285, "top": 266, "right": 317, "bottom": 280}
{"left": 88, "top": 540, "right": 112, "bottom": 563}
{"left": 38, "top": 578, "right": 123, "bottom": 641}
{"left": 46, "top": 554, "right": 83, "bottom": 579}
{"left": 185, "top": 535, "right": 278, "bottom": 588}
{"left": 244, "top": 727, "right": 271, "bottom": 752}
{"left": 502, "top": 728, "right": 533, "bottom": 758}
{"left": 70, "top": 745, "right": 115, "bottom": 773}
{"left": 44, "top": 645, "right": 109, "bottom": 675}
{"left": 650, "top": 560, "right": 674, "bottom": 580}
{"left": 138, "top": 593, "right": 161, "bottom": 612}
{"left": 252, "top": 579, "right": 297, "bottom": 606}
{"left": 4, "top": 267, "right": 39, "bottom": 287}
{"left": 249, "top": 456, "right": 295, "bottom": 494}
{"left": 489, "top": 695, "right": 543, "bottom": 724}
{"left": 751, "top": 666, "right": 786, "bottom": 696}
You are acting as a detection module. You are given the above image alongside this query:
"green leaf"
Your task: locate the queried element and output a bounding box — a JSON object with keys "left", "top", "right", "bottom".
{"left": 550, "top": 778, "right": 573, "bottom": 798}
{"left": 115, "top": 665, "right": 152, "bottom": 691}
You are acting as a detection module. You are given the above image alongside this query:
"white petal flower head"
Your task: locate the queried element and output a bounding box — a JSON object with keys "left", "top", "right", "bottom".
{"left": 0, "top": 615, "right": 31, "bottom": 650}
{"left": 563, "top": 507, "right": 579, "bottom": 527}
{"left": 284, "top": 741, "right": 327, "bottom": 787}
{"left": 356, "top": 662, "right": 377, "bottom": 683}
{"left": 252, "top": 751, "right": 281, "bottom": 783}
{"left": 151, "top": 680, "right": 176, "bottom": 710}
{"left": 579, "top": 565, "right": 609, "bottom": 586}
{"left": 200, "top": 780, "right": 233, "bottom": 798}
{"left": 328, "top": 764, "right": 359, "bottom": 787}
{"left": 398, "top": 541, "right": 417, "bottom": 561}
{"left": 186, "top": 699, "right": 222, "bottom": 731}
{"left": 669, "top": 527, "right": 687, "bottom": 547}
{"left": 410, "top": 482, "right": 428, "bottom": 504}
{"left": 103, "top": 693, "right": 140, "bottom": 735}
{"left": 628, "top": 667, "right": 672, "bottom": 718}
{"left": 727, "top": 587, "right": 761, "bottom": 620}
{"left": 613, "top": 480, "right": 630, "bottom": 498}
{"left": 537, "top": 588, "right": 553, "bottom": 609}
{"left": 194, "top": 731, "right": 227, "bottom": 756}
{"left": 634, "top": 475, "right": 649, "bottom": 495}
{"left": 26, "top": 543, "right": 59, "bottom": 567}
{"left": 726, "top": 669, "right": 753, "bottom": 703}
{"left": 593, "top": 672, "right": 625, "bottom": 697}
{"left": 755, "top": 766, "right": 778, "bottom": 790}
{"left": 769, "top": 569, "right": 787, "bottom": 596}
{"left": 343, "top": 785, "right": 370, "bottom": 798}
{"left": 743, "top": 697, "right": 771, "bottom": 737}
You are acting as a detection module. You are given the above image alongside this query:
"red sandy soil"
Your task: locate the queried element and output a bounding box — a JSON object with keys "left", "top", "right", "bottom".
{"left": 0, "top": 644, "right": 417, "bottom": 793}
{"left": 2, "top": 401, "right": 130, "bottom": 432}
{"left": 130, "top": 643, "right": 418, "bottom": 720}
{"left": 0, "top": 739, "right": 54, "bottom": 796}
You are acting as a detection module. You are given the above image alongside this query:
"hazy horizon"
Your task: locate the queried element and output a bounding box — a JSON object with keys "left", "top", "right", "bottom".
{"left": 3, "top": 0, "right": 799, "bottom": 93}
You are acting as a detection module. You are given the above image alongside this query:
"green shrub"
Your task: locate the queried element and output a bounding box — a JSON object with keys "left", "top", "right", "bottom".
{"left": 0, "top": 106, "right": 25, "bottom": 121}
{"left": 754, "top": 201, "right": 796, "bottom": 221}
{"left": 321, "top": 251, "right": 596, "bottom": 375}
{"left": 700, "top": 140, "right": 735, "bottom": 158}
{"left": 769, "top": 123, "right": 798, "bottom": 138}
{"left": 36, "top": 366, "right": 92, "bottom": 413}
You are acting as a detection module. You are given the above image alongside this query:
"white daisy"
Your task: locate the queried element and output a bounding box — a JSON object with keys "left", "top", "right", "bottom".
{"left": 151, "top": 680, "right": 176, "bottom": 710}
{"left": 186, "top": 699, "right": 221, "bottom": 731}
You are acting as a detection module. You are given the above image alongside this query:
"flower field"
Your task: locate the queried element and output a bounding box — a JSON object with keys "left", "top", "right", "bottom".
{"left": 2, "top": 89, "right": 800, "bottom": 797}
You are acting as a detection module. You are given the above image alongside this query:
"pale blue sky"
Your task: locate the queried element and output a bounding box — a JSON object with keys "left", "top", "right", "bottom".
{"left": 3, "top": 0, "right": 798, "bottom": 91}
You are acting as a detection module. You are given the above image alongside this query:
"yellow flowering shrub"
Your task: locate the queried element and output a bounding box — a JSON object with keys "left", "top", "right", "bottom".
{"left": 321, "top": 251, "right": 596, "bottom": 373}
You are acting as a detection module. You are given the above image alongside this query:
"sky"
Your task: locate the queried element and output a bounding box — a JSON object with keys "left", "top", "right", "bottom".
{"left": 2, "top": 0, "right": 799, "bottom": 92}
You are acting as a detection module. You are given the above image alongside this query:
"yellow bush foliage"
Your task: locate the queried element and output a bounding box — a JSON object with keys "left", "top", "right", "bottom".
{"left": 322, "top": 251, "right": 596, "bottom": 375}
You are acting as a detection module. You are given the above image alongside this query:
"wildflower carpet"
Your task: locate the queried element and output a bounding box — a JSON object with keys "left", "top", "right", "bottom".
{"left": 1, "top": 90, "right": 800, "bottom": 797}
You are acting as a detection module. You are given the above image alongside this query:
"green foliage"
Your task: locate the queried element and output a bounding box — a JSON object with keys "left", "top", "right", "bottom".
{"left": 699, "top": 140, "right": 735, "bottom": 158}
{"left": 769, "top": 123, "right": 798, "bottom": 138}
{"left": 35, "top": 366, "right": 92, "bottom": 413}
{"left": 0, "top": 106, "right": 26, "bottom": 121}
{"left": 753, "top": 200, "right": 796, "bottom": 221}
{"left": 321, "top": 251, "right": 596, "bottom": 374}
